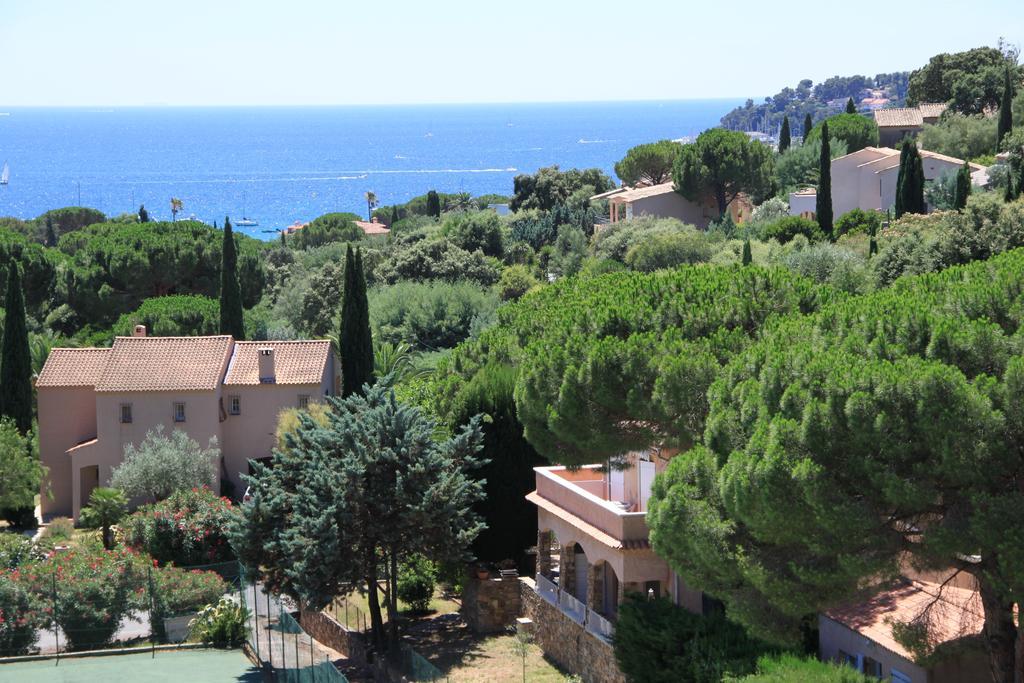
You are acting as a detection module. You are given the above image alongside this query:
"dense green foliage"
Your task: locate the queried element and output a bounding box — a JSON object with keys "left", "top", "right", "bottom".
{"left": 79, "top": 487, "right": 127, "bottom": 550}
{"left": 35, "top": 207, "right": 107, "bottom": 241}
{"left": 735, "top": 654, "right": 869, "bottom": 682}
{"left": 114, "top": 295, "right": 219, "bottom": 336}
{"left": 762, "top": 216, "right": 824, "bottom": 244}
{"left": 774, "top": 138, "right": 848, "bottom": 193}
{"left": 615, "top": 140, "right": 682, "bottom": 186}
{"left": 340, "top": 246, "right": 374, "bottom": 396}
{"left": 896, "top": 140, "right": 926, "bottom": 217}
{"left": 230, "top": 383, "right": 485, "bottom": 648}
{"left": 805, "top": 113, "right": 878, "bottom": 153}
{"left": 0, "top": 420, "right": 42, "bottom": 515}
{"left": 833, "top": 208, "right": 881, "bottom": 237}
{"left": 954, "top": 162, "right": 972, "bottom": 210}
{"left": 292, "top": 212, "right": 364, "bottom": 249}
{"left": 998, "top": 66, "right": 1015, "bottom": 145}
{"left": 219, "top": 218, "right": 246, "bottom": 339}
{"left": 673, "top": 129, "right": 775, "bottom": 216}
{"left": 907, "top": 44, "right": 1020, "bottom": 114}
{"left": 441, "top": 210, "right": 505, "bottom": 258}
{"left": 613, "top": 595, "right": 774, "bottom": 683}
{"left": 376, "top": 237, "right": 501, "bottom": 286}
{"left": 396, "top": 555, "right": 437, "bottom": 612}
{"left": 919, "top": 113, "right": 999, "bottom": 161}
{"left": 624, "top": 231, "right": 713, "bottom": 271}
{"left": 0, "top": 262, "right": 32, "bottom": 435}
{"left": 647, "top": 248, "right": 1024, "bottom": 679}
{"left": 510, "top": 166, "right": 614, "bottom": 212}
{"left": 816, "top": 123, "right": 833, "bottom": 236}
{"left": 370, "top": 281, "right": 497, "bottom": 351}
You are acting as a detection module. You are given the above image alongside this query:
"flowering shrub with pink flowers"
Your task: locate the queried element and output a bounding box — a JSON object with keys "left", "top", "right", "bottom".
{"left": 14, "top": 547, "right": 143, "bottom": 651}
{"left": 123, "top": 488, "right": 238, "bottom": 567}
{"left": 0, "top": 573, "right": 41, "bottom": 656}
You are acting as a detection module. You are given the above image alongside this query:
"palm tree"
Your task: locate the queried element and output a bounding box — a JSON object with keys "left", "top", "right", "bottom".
{"left": 79, "top": 487, "right": 127, "bottom": 550}
{"left": 364, "top": 191, "right": 378, "bottom": 221}
{"left": 29, "top": 333, "right": 54, "bottom": 382}
{"left": 170, "top": 197, "right": 183, "bottom": 222}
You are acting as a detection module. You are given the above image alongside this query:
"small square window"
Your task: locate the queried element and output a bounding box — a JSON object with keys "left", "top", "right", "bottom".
{"left": 173, "top": 402, "right": 186, "bottom": 423}
{"left": 228, "top": 395, "right": 241, "bottom": 416}
{"left": 120, "top": 403, "right": 133, "bottom": 424}
{"left": 298, "top": 394, "right": 310, "bottom": 409}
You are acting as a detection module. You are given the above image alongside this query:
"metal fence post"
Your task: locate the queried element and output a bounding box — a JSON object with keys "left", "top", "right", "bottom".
{"left": 252, "top": 575, "right": 261, "bottom": 663}
{"left": 148, "top": 565, "right": 156, "bottom": 659}
{"left": 51, "top": 570, "right": 60, "bottom": 666}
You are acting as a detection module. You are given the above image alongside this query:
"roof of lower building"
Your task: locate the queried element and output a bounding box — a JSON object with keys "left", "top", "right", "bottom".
{"left": 824, "top": 578, "right": 983, "bottom": 662}
{"left": 224, "top": 340, "right": 332, "bottom": 385}
{"left": 36, "top": 348, "right": 112, "bottom": 388}
{"left": 95, "top": 336, "right": 234, "bottom": 393}
{"left": 354, "top": 219, "right": 390, "bottom": 236}
{"left": 874, "top": 103, "right": 948, "bottom": 128}
{"left": 606, "top": 181, "right": 678, "bottom": 203}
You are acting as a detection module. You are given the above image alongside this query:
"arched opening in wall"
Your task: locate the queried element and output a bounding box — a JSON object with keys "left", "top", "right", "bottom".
{"left": 588, "top": 560, "right": 621, "bottom": 622}
{"left": 536, "top": 528, "right": 561, "bottom": 584}
{"left": 571, "top": 543, "right": 589, "bottom": 602}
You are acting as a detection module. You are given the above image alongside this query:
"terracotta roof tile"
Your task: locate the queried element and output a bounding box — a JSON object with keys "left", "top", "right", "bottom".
{"left": 95, "top": 336, "right": 233, "bottom": 393}
{"left": 825, "top": 579, "right": 983, "bottom": 661}
{"left": 917, "top": 102, "right": 949, "bottom": 119}
{"left": 874, "top": 108, "right": 924, "bottom": 128}
{"left": 224, "top": 341, "right": 332, "bottom": 385}
{"left": 354, "top": 220, "right": 390, "bottom": 236}
{"left": 36, "top": 348, "right": 111, "bottom": 388}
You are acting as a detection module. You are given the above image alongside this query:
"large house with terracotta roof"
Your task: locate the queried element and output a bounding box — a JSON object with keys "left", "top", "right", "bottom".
{"left": 36, "top": 326, "right": 337, "bottom": 520}
{"left": 874, "top": 103, "right": 948, "bottom": 146}
{"left": 591, "top": 182, "right": 751, "bottom": 230}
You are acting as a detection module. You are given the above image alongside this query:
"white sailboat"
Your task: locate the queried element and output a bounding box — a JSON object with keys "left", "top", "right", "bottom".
{"left": 235, "top": 192, "right": 258, "bottom": 226}
{"left": 0, "top": 162, "right": 8, "bottom": 186}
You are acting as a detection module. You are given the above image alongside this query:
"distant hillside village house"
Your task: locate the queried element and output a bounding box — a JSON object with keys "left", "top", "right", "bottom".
{"left": 873, "top": 103, "right": 948, "bottom": 147}
{"left": 36, "top": 327, "right": 337, "bottom": 520}
{"left": 592, "top": 182, "right": 750, "bottom": 229}
{"left": 789, "top": 146, "right": 988, "bottom": 219}
{"left": 282, "top": 216, "right": 390, "bottom": 237}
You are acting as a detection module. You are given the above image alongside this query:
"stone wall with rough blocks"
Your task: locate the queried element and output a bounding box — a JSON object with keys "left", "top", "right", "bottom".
{"left": 462, "top": 572, "right": 523, "bottom": 634}
{"left": 299, "top": 607, "right": 369, "bottom": 666}
{"left": 519, "top": 577, "right": 626, "bottom": 683}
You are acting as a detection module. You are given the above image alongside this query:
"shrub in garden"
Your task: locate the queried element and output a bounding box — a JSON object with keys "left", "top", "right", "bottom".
{"left": 0, "top": 574, "right": 40, "bottom": 656}
{"left": 150, "top": 565, "right": 227, "bottom": 642}
{"left": 111, "top": 427, "right": 219, "bottom": 502}
{"left": 123, "top": 488, "right": 237, "bottom": 567}
{"left": 189, "top": 595, "right": 249, "bottom": 647}
{"left": 761, "top": 216, "right": 825, "bottom": 244}
{"left": 15, "top": 548, "right": 142, "bottom": 651}
{"left": 41, "top": 517, "right": 75, "bottom": 543}
{"left": 0, "top": 533, "right": 35, "bottom": 570}
{"left": 834, "top": 208, "right": 882, "bottom": 237}
{"left": 397, "top": 555, "right": 437, "bottom": 613}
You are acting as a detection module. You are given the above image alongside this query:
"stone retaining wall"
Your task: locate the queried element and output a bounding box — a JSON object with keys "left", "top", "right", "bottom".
{"left": 519, "top": 577, "right": 626, "bottom": 683}
{"left": 462, "top": 572, "right": 522, "bottom": 634}
{"left": 299, "top": 607, "right": 369, "bottom": 666}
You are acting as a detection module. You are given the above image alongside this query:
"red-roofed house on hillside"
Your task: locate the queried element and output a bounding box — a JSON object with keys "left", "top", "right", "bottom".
{"left": 36, "top": 326, "right": 338, "bottom": 520}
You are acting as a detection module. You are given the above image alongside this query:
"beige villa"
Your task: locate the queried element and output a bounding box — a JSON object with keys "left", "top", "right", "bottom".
{"left": 788, "top": 146, "right": 987, "bottom": 220}
{"left": 36, "top": 327, "right": 337, "bottom": 520}
{"left": 592, "top": 182, "right": 750, "bottom": 230}
{"left": 528, "top": 449, "right": 709, "bottom": 642}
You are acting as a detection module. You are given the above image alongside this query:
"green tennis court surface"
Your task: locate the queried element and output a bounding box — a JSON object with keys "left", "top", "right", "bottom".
{"left": 0, "top": 648, "right": 262, "bottom": 682}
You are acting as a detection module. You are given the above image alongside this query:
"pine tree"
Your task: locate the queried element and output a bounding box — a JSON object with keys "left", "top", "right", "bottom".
{"left": 846, "top": 97, "right": 856, "bottom": 114}
{"left": 778, "top": 116, "right": 791, "bottom": 153}
{"left": 997, "top": 66, "right": 1014, "bottom": 147}
{"left": 339, "top": 245, "right": 374, "bottom": 397}
{"left": 426, "top": 190, "right": 441, "bottom": 219}
{"left": 816, "top": 121, "right": 833, "bottom": 237}
{"left": 0, "top": 260, "right": 33, "bottom": 435}
{"left": 218, "top": 217, "right": 245, "bottom": 340}
{"left": 953, "top": 161, "right": 972, "bottom": 210}
{"left": 741, "top": 239, "right": 752, "bottom": 265}
{"left": 803, "top": 113, "right": 813, "bottom": 140}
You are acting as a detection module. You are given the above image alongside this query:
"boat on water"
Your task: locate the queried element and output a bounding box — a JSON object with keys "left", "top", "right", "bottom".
{"left": 0, "top": 162, "right": 8, "bottom": 186}
{"left": 236, "top": 192, "right": 258, "bottom": 226}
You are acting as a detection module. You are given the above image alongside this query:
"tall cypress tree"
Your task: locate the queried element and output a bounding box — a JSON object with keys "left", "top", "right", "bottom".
{"left": 997, "top": 66, "right": 1014, "bottom": 147}
{"left": 426, "top": 190, "right": 441, "bottom": 219}
{"left": 953, "top": 161, "right": 972, "bottom": 210}
{"left": 0, "top": 260, "right": 33, "bottom": 435}
{"left": 741, "top": 239, "right": 752, "bottom": 265}
{"left": 778, "top": 116, "right": 791, "bottom": 153}
{"left": 218, "top": 217, "right": 245, "bottom": 340}
{"left": 339, "top": 245, "right": 374, "bottom": 397}
{"left": 1006, "top": 173, "right": 1017, "bottom": 203}
{"left": 816, "top": 121, "right": 833, "bottom": 237}
{"left": 898, "top": 142, "right": 926, "bottom": 215}
{"left": 845, "top": 97, "right": 856, "bottom": 114}
{"left": 803, "top": 113, "right": 813, "bottom": 140}
{"left": 390, "top": 205, "right": 399, "bottom": 227}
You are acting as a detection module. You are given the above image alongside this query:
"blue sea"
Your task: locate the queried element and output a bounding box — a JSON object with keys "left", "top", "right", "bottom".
{"left": 0, "top": 101, "right": 740, "bottom": 240}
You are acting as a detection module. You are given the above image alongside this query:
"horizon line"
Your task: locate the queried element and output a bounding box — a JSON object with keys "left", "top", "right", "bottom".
{"left": 0, "top": 96, "right": 748, "bottom": 109}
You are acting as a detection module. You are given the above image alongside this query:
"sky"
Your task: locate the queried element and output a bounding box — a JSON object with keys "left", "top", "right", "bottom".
{"left": 1, "top": 0, "right": 1021, "bottom": 106}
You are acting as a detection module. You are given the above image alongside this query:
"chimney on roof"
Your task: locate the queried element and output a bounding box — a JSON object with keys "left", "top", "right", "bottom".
{"left": 132, "top": 325, "right": 147, "bottom": 338}
{"left": 258, "top": 347, "right": 275, "bottom": 384}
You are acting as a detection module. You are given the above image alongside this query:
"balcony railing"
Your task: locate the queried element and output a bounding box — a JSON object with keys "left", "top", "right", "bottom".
{"left": 535, "top": 574, "right": 614, "bottom": 642}
{"left": 534, "top": 465, "right": 649, "bottom": 544}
